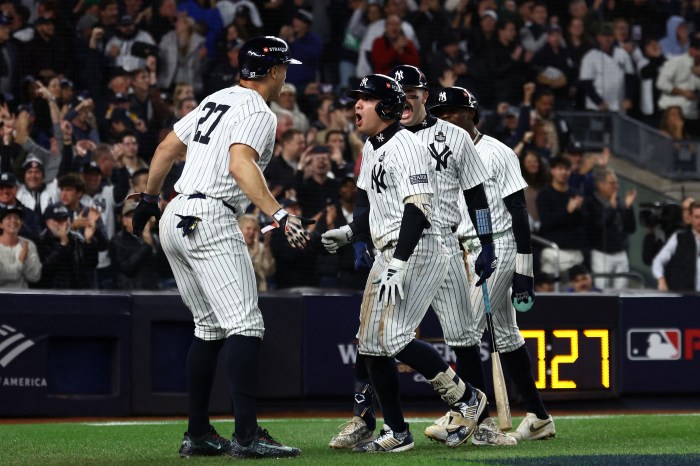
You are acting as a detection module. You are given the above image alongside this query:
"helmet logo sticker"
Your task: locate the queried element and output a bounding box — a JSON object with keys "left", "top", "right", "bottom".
{"left": 394, "top": 70, "right": 404, "bottom": 81}
{"left": 438, "top": 91, "right": 447, "bottom": 102}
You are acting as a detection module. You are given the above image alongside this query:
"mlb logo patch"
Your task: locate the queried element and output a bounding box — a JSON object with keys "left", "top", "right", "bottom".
{"left": 627, "top": 328, "right": 681, "bottom": 360}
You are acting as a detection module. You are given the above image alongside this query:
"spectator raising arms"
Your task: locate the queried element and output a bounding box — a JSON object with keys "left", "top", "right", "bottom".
{"left": 0, "top": 206, "right": 41, "bottom": 289}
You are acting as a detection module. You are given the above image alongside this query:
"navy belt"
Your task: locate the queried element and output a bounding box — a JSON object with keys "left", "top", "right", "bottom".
{"left": 187, "top": 193, "right": 237, "bottom": 214}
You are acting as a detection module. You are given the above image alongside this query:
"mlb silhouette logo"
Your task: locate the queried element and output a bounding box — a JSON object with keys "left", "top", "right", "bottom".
{"left": 627, "top": 328, "right": 681, "bottom": 360}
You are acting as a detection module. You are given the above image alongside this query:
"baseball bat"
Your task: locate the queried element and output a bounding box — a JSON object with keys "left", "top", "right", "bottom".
{"left": 482, "top": 282, "right": 512, "bottom": 431}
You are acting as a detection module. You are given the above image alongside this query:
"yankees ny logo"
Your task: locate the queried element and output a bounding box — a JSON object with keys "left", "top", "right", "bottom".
{"left": 428, "top": 143, "right": 452, "bottom": 171}
{"left": 361, "top": 77, "right": 368, "bottom": 87}
{"left": 438, "top": 91, "right": 447, "bottom": 102}
{"left": 394, "top": 69, "right": 404, "bottom": 82}
{"left": 371, "top": 164, "right": 387, "bottom": 193}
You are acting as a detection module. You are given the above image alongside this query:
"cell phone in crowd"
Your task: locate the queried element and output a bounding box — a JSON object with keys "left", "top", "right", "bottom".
{"left": 632, "top": 25, "right": 642, "bottom": 42}
{"left": 320, "top": 83, "right": 334, "bottom": 94}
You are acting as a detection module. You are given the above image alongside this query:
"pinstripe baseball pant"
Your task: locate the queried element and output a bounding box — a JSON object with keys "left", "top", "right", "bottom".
{"left": 464, "top": 229, "right": 525, "bottom": 353}
{"left": 160, "top": 194, "right": 265, "bottom": 341}
{"left": 357, "top": 234, "right": 449, "bottom": 357}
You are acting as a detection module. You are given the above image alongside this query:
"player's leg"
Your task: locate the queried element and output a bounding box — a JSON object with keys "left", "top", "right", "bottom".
{"left": 482, "top": 233, "right": 554, "bottom": 441}
{"left": 160, "top": 200, "right": 230, "bottom": 457}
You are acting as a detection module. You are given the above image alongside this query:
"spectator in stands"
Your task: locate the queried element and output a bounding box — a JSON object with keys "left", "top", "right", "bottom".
{"left": 296, "top": 148, "right": 340, "bottom": 218}
{"left": 656, "top": 36, "right": 700, "bottom": 136}
{"left": 158, "top": 11, "right": 205, "bottom": 94}
{"left": 22, "top": 15, "right": 70, "bottom": 79}
{"left": 428, "top": 33, "right": 472, "bottom": 92}
{"left": 109, "top": 199, "right": 164, "bottom": 290}
{"left": 565, "top": 17, "right": 592, "bottom": 109}
{"left": 105, "top": 14, "right": 156, "bottom": 72}
{"left": 269, "top": 198, "right": 321, "bottom": 288}
{"left": 37, "top": 202, "right": 99, "bottom": 289}
{"left": 0, "top": 206, "right": 41, "bottom": 289}
{"left": 660, "top": 16, "right": 689, "bottom": 59}
{"left": 536, "top": 156, "right": 587, "bottom": 285}
{"left": 564, "top": 140, "right": 597, "bottom": 198}
{"left": 566, "top": 264, "right": 601, "bottom": 292}
{"left": 520, "top": 150, "right": 549, "bottom": 232}
{"left": 0, "top": 13, "right": 18, "bottom": 99}
{"left": 579, "top": 23, "right": 635, "bottom": 113}
{"left": 534, "top": 271, "right": 557, "bottom": 292}
{"left": 370, "top": 14, "right": 420, "bottom": 75}
{"left": 0, "top": 172, "right": 41, "bottom": 241}
{"left": 356, "top": 0, "right": 418, "bottom": 78}
{"left": 338, "top": 0, "right": 382, "bottom": 88}
{"left": 489, "top": 18, "right": 532, "bottom": 105}
{"left": 16, "top": 156, "right": 59, "bottom": 217}
{"left": 279, "top": 9, "right": 322, "bottom": 93}
{"left": 239, "top": 213, "right": 275, "bottom": 292}
{"left": 659, "top": 105, "right": 691, "bottom": 140}
{"left": 519, "top": 1, "right": 548, "bottom": 54}
{"left": 407, "top": 0, "right": 449, "bottom": 67}
{"left": 114, "top": 131, "right": 148, "bottom": 176}
{"left": 324, "top": 128, "right": 355, "bottom": 177}
{"left": 652, "top": 201, "right": 700, "bottom": 292}
{"left": 274, "top": 108, "right": 294, "bottom": 142}
{"left": 531, "top": 24, "right": 576, "bottom": 107}
{"left": 639, "top": 38, "right": 667, "bottom": 119}
{"left": 270, "top": 83, "right": 309, "bottom": 132}
{"left": 530, "top": 87, "right": 570, "bottom": 157}
{"left": 264, "top": 128, "right": 306, "bottom": 200}
{"left": 206, "top": 39, "right": 242, "bottom": 96}
{"left": 586, "top": 168, "right": 637, "bottom": 290}
{"left": 95, "top": 0, "right": 119, "bottom": 42}
{"left": 330, "top": 176, "right": 368, "bottom": 290}
{"left": 310, "top": 95, "right": 333, "bottom": 131}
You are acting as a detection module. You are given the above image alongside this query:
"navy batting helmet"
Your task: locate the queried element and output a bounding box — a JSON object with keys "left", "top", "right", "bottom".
{"left": 238, "top": 36, "right": 301, "bottom": 80}
{"left": 430, "top": 86, "right": 480, "bottom": 125}
{"left": 345, "top": 74, "right": 406, "bottom": 121}
{"left": 390, "top": 65, "right": 428, "bottom": 89}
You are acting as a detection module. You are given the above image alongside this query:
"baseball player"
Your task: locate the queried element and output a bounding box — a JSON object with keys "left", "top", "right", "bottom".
{"left": 321, "top": 73, "right": 496, "bottom": 453}
{"left": 327, "top": 65, "right": 515, "bottom": 449}
{"left": 427, "top": 86, "right": 555, "bottom": 441}
{"left": 128, "top": 36, "right": 311, "bottom": 459}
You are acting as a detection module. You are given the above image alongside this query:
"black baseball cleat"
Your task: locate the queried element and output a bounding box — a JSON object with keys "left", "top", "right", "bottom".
{"left": 178, "top": 426, "right": 230, "bottom": 457}
{"left": 229, "top": 426, "right": 301, "bottom": 459}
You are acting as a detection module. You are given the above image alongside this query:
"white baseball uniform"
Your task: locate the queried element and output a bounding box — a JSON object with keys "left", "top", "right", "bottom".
{"left": 405, "top": 114, "right": 490, "bottom": 347}
{"left": 457, "top": 134, "right": 529, "bottom": 353}
{"left": 159, "top": 86, "right": 276, "bottom": 341}
{"left": 356, "top": 122, "right": 450, "bottom": 357}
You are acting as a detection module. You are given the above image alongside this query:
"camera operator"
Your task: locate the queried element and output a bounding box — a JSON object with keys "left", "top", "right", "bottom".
{"left": 640, "top": 196, "right": 693, "bottom": 265}
{"left": 652, "top": 201, "right": 700, "bottom": 292}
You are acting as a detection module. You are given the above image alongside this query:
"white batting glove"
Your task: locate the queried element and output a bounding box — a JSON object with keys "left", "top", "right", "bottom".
{"left": 273, "top": 208, "right": 316, "bottom": 249}
{"left": 372, "top": 258, "right": 406, "bottom": 306}
{"left": 321, "top": 225, "right": 353, "bottom": 253}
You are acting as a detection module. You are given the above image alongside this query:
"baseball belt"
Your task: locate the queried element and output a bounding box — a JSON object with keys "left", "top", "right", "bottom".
{"left": 462, "top": 230, "right": 508, "bottom": 253}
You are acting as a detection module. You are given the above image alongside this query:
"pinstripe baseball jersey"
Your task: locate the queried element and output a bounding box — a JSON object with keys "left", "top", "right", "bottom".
{"left": 356, "top": 121, "right": 435, "bottom": 251}
{"left": 406, "top": 114, "right": 489, "bottom": 232}
{"left": 457, "top": 134, "right": 528, "bottom": 238}
{"left": 173, "top": 86, "right": 277, "bottom": 213}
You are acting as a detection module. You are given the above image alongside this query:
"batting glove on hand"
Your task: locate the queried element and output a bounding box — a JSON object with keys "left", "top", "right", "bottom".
{"left": 512, "top": 253, "right": 535, "bottom": 312}
{"left": 128, "top": 192, "right": 161, "bottom": 237}
{"left": 353, "top": 241, "right": 374, "bottom": 270}
{"left": 321, "top": 225, "right": 353, "bottom": 254}
{"left": 474, "top": 243, "right": 497, "bottom": 287}
{"left": 373, "top": 258, "right": 406, "bottom": 306}
{"left": 274, "top": 208, "right": 316, "bottom": 248}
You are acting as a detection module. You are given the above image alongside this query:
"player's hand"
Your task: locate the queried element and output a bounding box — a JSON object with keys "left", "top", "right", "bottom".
{"left": 274, "top": 208, "right": 316, "bottom": 248}
{"left": 128, "top": 192, "right": 161, "bottom": 237}
{"left": 353, "top": 241, "right": 374, "bottom": 270}
{"left": 373, "top": 258, "right": 406, "bottom": 306}
{"left": 512, "top": 253, "right": 534, "bottom": 311}
{"left": 321, "top": 225, "right": 352, "bottom": 253}
{"left": 474, "top": 243, "right": 497, "bottom": 287}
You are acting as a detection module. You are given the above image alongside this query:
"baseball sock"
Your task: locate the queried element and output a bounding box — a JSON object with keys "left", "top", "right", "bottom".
{"left": 353, "top": 355, "right": 376, "bottom": 430}
{"left": 225, "top": 335, "right": 261, "bottom": 444}
{"left": 453, "top": 345, "right": 490, "bottom": 421}
{"left": 364, "top": 355, "right": 406, "bottom": 433}
{"left": 501, "top": 344, "right": 548, "bottom": 420}
{"left": 186, "top": 337, "right": 225, "bottom": 437}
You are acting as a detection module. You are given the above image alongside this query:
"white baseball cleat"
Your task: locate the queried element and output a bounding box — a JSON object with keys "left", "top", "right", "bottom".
{"left": 508, "top": 413, "right": 556, "bottom": 441}
{"left": 424, "top": 412, "right": 449, "bottom": 443}
{"left": 444, "top": 388, "right": 487, "bottom": 447}
{"left": 471, "top": 418, "right": 517, "bottom": 446}
{"left": 328, "top": 416, "right": 374, "bottom": 449}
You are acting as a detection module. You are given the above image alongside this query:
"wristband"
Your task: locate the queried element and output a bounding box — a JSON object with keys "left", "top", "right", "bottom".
{"left": 273, "top": 208, "right": 288, "bottom": 223}
{"left": 475, "top": 208, "right": 493, "bottom": 235}
{"left": 515, "top": 253, "right": 534, "bottom": 277}
{"left": 142, "top": 192, "right": 160, "bottom": 203}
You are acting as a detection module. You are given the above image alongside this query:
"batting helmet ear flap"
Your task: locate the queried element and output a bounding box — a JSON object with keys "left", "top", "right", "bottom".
{"left": 376, "top": 93, "right": 405, "bottom": 121}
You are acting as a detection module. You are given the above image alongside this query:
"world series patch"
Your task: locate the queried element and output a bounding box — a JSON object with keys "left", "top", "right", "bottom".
{"left": 409, "top": 174, "right": 428, "bottom": 184}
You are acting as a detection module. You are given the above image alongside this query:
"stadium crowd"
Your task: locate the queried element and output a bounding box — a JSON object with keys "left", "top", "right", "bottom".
{"left": 1, "top": 0, "right": 699, "bottom": 293}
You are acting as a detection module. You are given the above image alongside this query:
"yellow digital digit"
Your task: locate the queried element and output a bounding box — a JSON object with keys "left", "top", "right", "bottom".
{"left": 584, "top": 329, "right": 610, "bottom": 388}
{"left": 520, "top": 330, "right": 546, "bottom": 389}
{"left": 551, "top": 330, "right": 578, "bottom": 389}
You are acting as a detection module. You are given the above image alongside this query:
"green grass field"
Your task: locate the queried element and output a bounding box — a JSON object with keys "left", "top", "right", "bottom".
{"left": 1, "top": 414, "right": 699, "bottom": 465}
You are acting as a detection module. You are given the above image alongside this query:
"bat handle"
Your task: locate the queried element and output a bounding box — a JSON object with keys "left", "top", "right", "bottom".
{"left": 482, "top": 282, "right": 492, "bottom": 315}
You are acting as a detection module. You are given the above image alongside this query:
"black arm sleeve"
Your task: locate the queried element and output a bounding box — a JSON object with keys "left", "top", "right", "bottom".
{"left": 349, "top": 188, "right": 370, "bottom": 238}
{"left": 579, "top": 79, "right": 604, "bottom": 105}
{"left": 504, "top": 189, "right": 532, "bottom": 254}
{"left": 463, "top": 184, "right": 493, "bottom": 245}
{"left": 393, "top": 203, "right": 431, "bottom": 261}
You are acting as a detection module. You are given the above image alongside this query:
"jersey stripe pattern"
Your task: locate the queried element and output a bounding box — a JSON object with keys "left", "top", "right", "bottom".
{"left": 356, "top": 124, "right": 435, "bottom": 251}
{"left": 457, "top": 134, "right": 528, "bottom": 238}
{"left": 173, "top": 86, "right": 276, "bottom": 213}
{"left": 408, "top": 115, "right": 488, "bottom": 234}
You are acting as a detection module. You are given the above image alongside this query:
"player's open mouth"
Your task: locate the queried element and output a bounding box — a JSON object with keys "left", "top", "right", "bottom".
{"left": 402, "top": 104, "right": 411, "bottom": 119}
{"left": 356, "top": 113, "right": 362, "bottom": 126}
